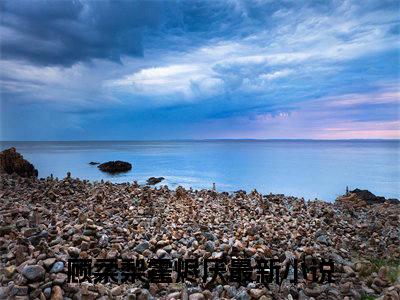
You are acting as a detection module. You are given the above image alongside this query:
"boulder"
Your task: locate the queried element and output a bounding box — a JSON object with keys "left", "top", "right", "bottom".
{"left": 147, "top": 176, "right": 165, "bottom": 185}
{"left": 0, "top": 147, "right": 38, "bottom": 177}
{"left": 336, "top": 188, "right": 399, "bottom": 206}
{"left": 98, "top": 161, "right": 132, "bottom": 173}
{"left": 89, "top": 161, "right": 100, "bottom": 165}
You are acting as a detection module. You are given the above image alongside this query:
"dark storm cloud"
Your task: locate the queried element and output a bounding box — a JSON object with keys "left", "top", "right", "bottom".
{"left": 0, "top": 0, "right": 163, "bottom": 66}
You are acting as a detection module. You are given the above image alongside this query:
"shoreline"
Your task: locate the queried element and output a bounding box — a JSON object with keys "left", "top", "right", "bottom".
{"left": 0, "top": 172, "right": 399, "bottom": 299}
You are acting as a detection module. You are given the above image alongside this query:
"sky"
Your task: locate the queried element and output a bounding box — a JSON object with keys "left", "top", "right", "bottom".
{"left": 0, "top": 0, "right": 399, "bottom": 141}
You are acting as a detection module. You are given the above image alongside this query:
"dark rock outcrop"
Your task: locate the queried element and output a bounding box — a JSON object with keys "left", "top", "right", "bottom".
{"left": 337, "top": 188, "right": 399, "bottom": 207}
{"left": 89, "top": 161, "right": 100, "bottom": 165}
{"left": 0, "top": 147, "right": 38, "bottom": 177}
{"left": 146, "top": 176, "right": 165, "bottom": 185}
{"left": 97, "top": 161, "right": 132, "bottom": 173}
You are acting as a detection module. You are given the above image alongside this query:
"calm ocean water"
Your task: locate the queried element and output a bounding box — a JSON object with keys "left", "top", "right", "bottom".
{"left": 1, "top": 140, "right": 399, "bottom": 201}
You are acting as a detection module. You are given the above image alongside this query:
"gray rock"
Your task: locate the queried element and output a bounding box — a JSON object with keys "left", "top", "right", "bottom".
{"left": 50, "top": 261, "right": 64, "bottom": 273}
{"left": 10, "top": 285, "right": 28, "bottom": 296}
{"left": 235, "top": 288, "right": 250, "bottom": 300}
{"left": 205, "top": 241, "right": 215, "bottom": 253}
{"left": 99, "top": 234, "right": 109, "bottom": 248}
{"left": 156, "top": 249, "right": 168, "bottom": 258}
{"left": 203, "top": 232, "right": 216, "bottom": 241}
{"left": 316, "top": 234, "right": 332, "bottom": 246}
{"left": 21, "top": 265, "right": 45, "bottom": 281}
{"left": 134, "top": 241, "right": 150, "bottom": 253}
{"left": 27, "top": 230, "right": 49, "bottom": 246}
{"left": 43, "top": 287, "right": 51, "bottom": 298}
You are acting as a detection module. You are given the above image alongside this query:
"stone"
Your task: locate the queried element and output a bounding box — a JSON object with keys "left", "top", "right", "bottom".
{"left": 111, "top": 286, "right": 122, "bottom": 296}
{"left": 50, "top": 261, "right": 64, "bottom": 273}
{"left": 98, "top": 161, "right": 132, "bottom": 173}
{"left": 134, "top": 241, "right": 150, "bottom": 253}
{"left": 343, "top": 265, "right": 355, "bottom": 275}
{"left": 304, "top": 287, "right": 322, "bottom": 297}
{"left": 189, "top": 293, "right": 205, "bottom": 300}
{"left": 5, "top": 265, "right": 16, "bottom": 277}
{"left": 249, "top": 289, "right": 265, "bottom": 299}
{"left": 21, "top": 265, "right": 45, "bottom": 281}
{"left": 156, "top": 249, "right": 168, "bottom": 258}
{"left": 99, "top": 234, "right": 109, "bottom": 248}
{"left": 68, "top": 246, "right": 81, "bottom": 257}
{"left": 0, "top": 147, "right": 38, "bottom": 177}
{"left": 147, "top": 177, "right": 165, "bottom": 185}
{"left": 203, "top": 232, "right": 216, "bottom": 241}
{"left": 167, "top": 292, "right": 181, "bottom": 299}
{"left": 43, "top": 258, "right": 56, "bottom": 269}
{"left": 205, "top": 241, "right": 215, "bottom": 253}
{"left": 10, "top": 285, "right": 28, "bottom": 296}
{"left": 43, "top": 287, "right": 51, "bottom": 298}
{"left": 50, "top": 285, "right": 63, "bottom": 300}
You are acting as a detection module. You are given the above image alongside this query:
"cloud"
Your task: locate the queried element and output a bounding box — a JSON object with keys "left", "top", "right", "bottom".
{"left": 108, "top": 64, "right": 223, "bottom": 97}
{"left": 0, "top": 0, "right": 163, "bottom": 66}
{"left": 0, "top": 0, "right": 399, "bottom": 140}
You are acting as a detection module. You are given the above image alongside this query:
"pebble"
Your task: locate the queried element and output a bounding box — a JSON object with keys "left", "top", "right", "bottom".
{"left": 0, "top": 172, "right": 398, "bottom": 300}
{"left": 189, "top": 292, "right": 205, "bottom": 300}
{"left": 50, "top": 261, "right": 64, "bottom": 273}
{"left": 21, "top": 265, "right": 45, "bottom": 281}
{"left": 50, "top": 285, "right": 63, "bottom": 300}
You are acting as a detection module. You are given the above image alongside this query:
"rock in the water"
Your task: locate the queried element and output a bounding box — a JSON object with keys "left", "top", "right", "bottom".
{"left": 0, "top": 147, "right": 38, "bottom": 177}
{"left": 147, "top": 177, "right": 165, "bottom": 185}
{"left": 89, "top": 161, "right": 100, "bottom": 165}
{"left": 98, "top": 161, "right": 132, "bottom": 173}
{"left": 21, "top": 265, "right": 45, "bottom": 281}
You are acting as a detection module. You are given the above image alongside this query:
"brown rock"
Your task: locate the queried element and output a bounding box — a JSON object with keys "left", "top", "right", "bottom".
{"left": 50, "top": 285, "right": 63, "bottom": 300}
{"left": 0, "top": 147, "right": 38, "bottom": 177}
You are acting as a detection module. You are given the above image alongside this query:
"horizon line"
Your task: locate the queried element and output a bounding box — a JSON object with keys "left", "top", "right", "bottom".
{"left": 1, "top": 138, "right": 400, "bottom": 143}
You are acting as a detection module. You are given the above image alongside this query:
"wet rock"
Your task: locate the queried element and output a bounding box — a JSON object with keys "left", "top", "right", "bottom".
{"left": 0, "top": 147, "right": 38, "bottom": 177}
{"left": 98, "top": 161, "right": 132, "bottom": 173}
{"left": 89, "top": 161, "right": 100, "bottom": 165}
{"left": 147, "top": 177, "right": 165, "bottom": 185}
{"left": 21, "top": 265, "right": 45, "bottom": 281}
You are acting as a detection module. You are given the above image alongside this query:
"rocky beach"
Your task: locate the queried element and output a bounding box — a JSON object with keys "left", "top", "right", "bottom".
{"left": 0, "top": 149, "right": 399, "bottom": 300}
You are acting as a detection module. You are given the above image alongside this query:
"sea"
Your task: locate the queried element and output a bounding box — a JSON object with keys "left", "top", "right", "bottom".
{"left": 1, "top": 140, "right": 399, "bottom": 201}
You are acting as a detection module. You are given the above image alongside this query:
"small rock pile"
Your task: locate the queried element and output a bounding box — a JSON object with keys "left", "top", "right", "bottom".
{"left": 0, "top": 173, "right": 399, "bottom": 299}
